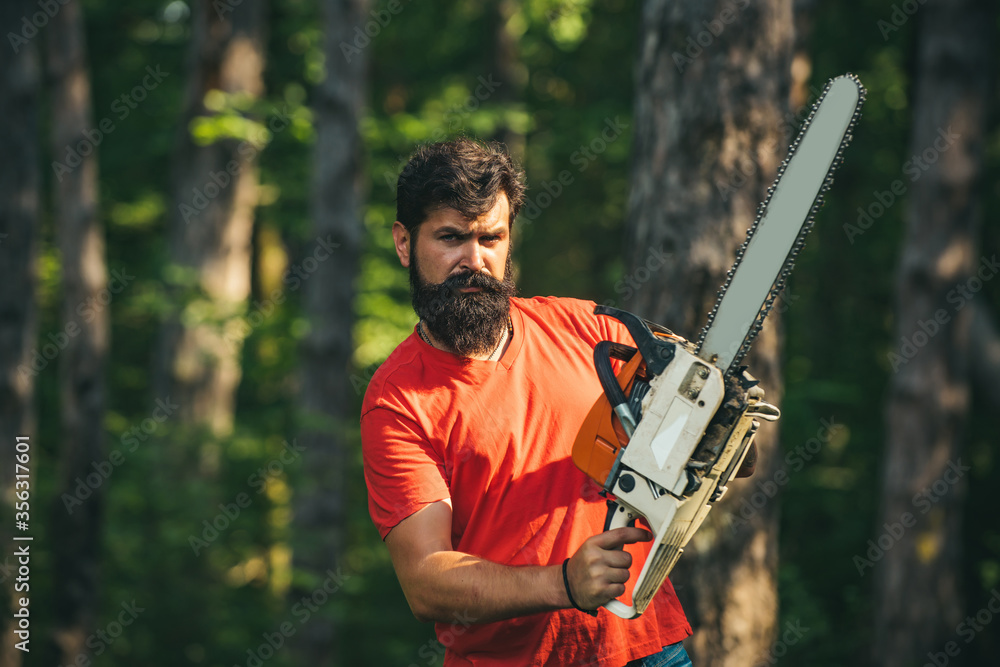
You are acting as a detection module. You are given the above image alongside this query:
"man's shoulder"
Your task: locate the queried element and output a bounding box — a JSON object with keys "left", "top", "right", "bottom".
{"left": 360, "top": 331, "right": 422, "bottom": 418}
{"left": 513, "top": 295, "right": 632, "bottom": 348}
{"left": 512, "top": 295, "right": 600, "bottom": 321}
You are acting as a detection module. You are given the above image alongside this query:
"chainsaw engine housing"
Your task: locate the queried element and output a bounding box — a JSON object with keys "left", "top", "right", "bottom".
{"left": 572, "top": 306, "right": 778, "bottom": 618}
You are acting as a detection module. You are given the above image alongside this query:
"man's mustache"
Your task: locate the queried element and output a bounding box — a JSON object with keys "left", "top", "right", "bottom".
{"left": 439, "top": 271, "right": 505, "bottom": 292}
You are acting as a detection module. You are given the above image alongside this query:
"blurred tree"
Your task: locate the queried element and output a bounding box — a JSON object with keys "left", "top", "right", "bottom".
{"left": 45, "top": 1, "right": 109, "bottom": 664}
{"left": 790, "top": 0, "right": 816, "bottom": 109}
{"left": 154, "top": 0, "right": 267, "bottom": 456}
{"left": 288, "top": 0, "right": 368, "bottom": 664}
{"left": 970, "top": 305, "right": 1000, "bottom": 409}
{"left": 0, "top": 2, "right": 41, "bottom": 664}
{"left": 623, "top": 0, "right": 793, "bottom": 663}
{"left": 875, "top": 0, "right": 997, "bottom": 664}
{"left": 487, "top": 0, "right": 527, "bottom": 159}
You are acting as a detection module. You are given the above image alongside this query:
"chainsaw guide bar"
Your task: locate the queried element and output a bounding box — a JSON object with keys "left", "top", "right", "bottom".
{"left": 698, "top": 74, "right": 867, "bottom": 374}
{"left": 572, "top": 74, "right": 865, "bottom": 619}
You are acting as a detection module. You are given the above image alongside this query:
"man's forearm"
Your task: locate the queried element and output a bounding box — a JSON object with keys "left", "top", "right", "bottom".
{"left": 405, "top": 551, "right": 570, "bottom": 624}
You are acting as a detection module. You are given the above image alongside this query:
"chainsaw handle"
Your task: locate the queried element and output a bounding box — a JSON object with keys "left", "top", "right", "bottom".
{"left": 602, "top": 502, "right": 642, "bottom": 620}
{"left": 593, "top": 341, "right": 633, "bottom": 410}
{"left": 594, "top": 306, "right": 676, "bottom": 376}
{"left": 594, "top": 341, "right": 640, "bottom": 436}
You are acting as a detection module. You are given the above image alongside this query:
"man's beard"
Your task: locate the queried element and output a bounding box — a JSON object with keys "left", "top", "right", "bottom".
{"left": 410, "top": 252, "right": 516, "bottom": 358}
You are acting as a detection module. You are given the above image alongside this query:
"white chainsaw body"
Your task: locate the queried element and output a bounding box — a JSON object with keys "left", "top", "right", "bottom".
{"left": 601, "top": 343, "right": 776, "bottom": 619}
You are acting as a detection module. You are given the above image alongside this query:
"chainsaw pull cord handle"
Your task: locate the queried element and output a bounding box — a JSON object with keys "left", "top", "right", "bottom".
{"left": 594, "top": 341, "right": 639, "bottom": 438}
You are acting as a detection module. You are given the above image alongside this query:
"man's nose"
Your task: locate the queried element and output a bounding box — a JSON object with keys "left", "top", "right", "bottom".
{"left": 460, "top": 241, "right": 486, "bottom": 273}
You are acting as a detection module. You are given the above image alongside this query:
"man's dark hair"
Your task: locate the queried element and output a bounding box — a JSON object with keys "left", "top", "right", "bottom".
{"left": 395, "top": 137, "right": 526, "bottom": 234}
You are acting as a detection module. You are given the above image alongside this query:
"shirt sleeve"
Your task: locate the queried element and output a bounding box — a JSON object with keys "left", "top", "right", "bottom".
{"left": 361, "top": 406, "right": 451, "bottom": 539}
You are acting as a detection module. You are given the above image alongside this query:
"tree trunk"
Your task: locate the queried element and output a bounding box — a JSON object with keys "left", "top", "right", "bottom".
{"left": 968, "top": 301, "right": 1000, "bottom": 411}
{"left": 45, "top": 1, "right": 110, "bottom": 663}
{"left": 624, "top": 1, "right": 792, "bottom": 664}
{"left": 0, "top": 4, "right": 41, "bottom": 664}
{"left": 155, "top": 0, "right": 266, "bottom": 455}
{"left": 875, "top": 0, "right": 995, "bottom": 664}
{"left": 789, "top": 0, "right": 817, "bottom": 110}
{"left": 288, "top": 0, "right": 368, "bottom": 663}
{"left": 487, "top": 0, "right": 525, "bottom": 159}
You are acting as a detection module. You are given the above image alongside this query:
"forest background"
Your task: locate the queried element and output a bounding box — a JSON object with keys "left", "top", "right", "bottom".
{"left": 1, "top": 0, "right": 998, "bottom": 666}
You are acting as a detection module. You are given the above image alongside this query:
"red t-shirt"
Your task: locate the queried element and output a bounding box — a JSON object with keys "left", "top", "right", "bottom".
{"left": 361, "top": 296, "right": 691, "bottom": 666}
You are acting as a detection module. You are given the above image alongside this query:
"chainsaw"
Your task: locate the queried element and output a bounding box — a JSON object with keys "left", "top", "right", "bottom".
{"left": 572, "top": 74, "right": 865, "bottom": 619}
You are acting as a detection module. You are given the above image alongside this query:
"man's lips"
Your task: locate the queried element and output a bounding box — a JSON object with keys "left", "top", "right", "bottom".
{"left": 457, "top": 286, "right": 482, "bottom": 293}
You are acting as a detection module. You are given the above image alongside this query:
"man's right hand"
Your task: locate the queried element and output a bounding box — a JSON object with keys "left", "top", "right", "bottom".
{"left": 564, "top": 527, "right": 653, "bottom": 610}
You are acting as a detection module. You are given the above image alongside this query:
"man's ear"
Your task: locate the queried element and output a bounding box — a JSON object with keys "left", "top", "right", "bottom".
{"left": 392, "top": 221, "right": 411, "bottom": 268}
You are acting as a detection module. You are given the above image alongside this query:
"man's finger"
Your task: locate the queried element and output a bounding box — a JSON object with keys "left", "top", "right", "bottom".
{"left": 606, "top": 567, "right": 631, "bottom": 585}
{"left": 591, "top": 526, "right": 652, "bottom": 550}
{"left": 605, "top": 549, "right": 632, "bottom": 570}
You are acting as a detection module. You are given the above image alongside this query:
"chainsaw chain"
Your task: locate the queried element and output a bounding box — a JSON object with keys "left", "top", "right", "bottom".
{"left": 695, "top": 73, "right": 867, "bottom": 375}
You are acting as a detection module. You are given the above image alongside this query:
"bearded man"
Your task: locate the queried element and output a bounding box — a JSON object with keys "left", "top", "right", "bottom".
{"left": 361, "top": 138, "right": 693, "bottom": 666}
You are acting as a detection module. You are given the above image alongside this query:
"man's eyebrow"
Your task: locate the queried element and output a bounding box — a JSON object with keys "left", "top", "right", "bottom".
{"left": 433, "top": 225, "right": 506, "bottom": 237}
{"left": 434, "top": 225, "right": 468, "bottom": 235}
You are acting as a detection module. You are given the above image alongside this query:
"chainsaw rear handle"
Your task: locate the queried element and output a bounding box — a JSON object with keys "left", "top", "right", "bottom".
{"left": 602, "top": 500, "right": 643, "bottom": 619}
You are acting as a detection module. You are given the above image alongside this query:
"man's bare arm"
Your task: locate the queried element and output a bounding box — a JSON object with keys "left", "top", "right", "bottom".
{"left": 384, "top": 500, "right": 651, "bottom": 624}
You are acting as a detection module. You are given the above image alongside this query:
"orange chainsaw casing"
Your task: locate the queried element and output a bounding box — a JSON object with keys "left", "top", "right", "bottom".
{"left": 572, "top": 348, "right": 646, "bottom": 487}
